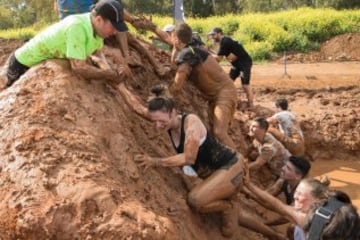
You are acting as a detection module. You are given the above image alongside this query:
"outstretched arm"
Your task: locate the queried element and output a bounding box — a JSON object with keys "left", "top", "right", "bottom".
{"left": 69, "top": 58, "right": 121, "bottom": 84}
{"left": 169, "top": 63, "right": 191, "bottom": 94}
{"left": 245, "top": 181, "right": 299, "bottom": 225}
{"left": 116, "top": 83, "right": 150, "bottom": 120}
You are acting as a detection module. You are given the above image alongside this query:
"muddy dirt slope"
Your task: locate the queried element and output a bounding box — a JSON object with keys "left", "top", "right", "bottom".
{"left": 0, "top": 33, "right": 359, "bottom": 239}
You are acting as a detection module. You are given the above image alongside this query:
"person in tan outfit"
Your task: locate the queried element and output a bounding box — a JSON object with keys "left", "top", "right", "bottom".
{"left": 267, "top": 98, "right": 305, "bottom": 156}
{"left": 169, "top": 23, "right": 237, "bottom": 149}
{"left": 248, "top": 117, "right": 290, "bottom": 178}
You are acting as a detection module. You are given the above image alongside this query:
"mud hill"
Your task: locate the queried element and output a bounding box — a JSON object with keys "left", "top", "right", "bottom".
{"left": 0, "top": 33, "right": 359, "bottom": 239}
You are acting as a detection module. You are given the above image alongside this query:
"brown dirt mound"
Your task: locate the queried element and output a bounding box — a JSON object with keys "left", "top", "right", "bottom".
{"left": 281, "top": 32, "right": 360, "bottom": 63}
{"left": 0, "top": 38, "right": 265, "bottom": 240}
{"left": 0, "top": 33, "right": 359, "bottom": 240}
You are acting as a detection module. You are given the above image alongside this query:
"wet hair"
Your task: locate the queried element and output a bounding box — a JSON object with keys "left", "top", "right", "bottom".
{"left": 147, "top": 84, "right": 175, "bottom": 113}
{"left": 174, "top": 23, "right": 193, "bottom": 45}
{"left": 289, "top": 156, "right": 311, "bottom": 178}
{"left": 275, "top": 98, "right": 288, "bottom": 110}
{"left": 301, "top": 178, "right": 329, "bottom": 201}
{"left": 253, "top": 117, "right": 269, "bottom": 131}
{"left": 303, "top": 191, "right": 359, "bottom": 240}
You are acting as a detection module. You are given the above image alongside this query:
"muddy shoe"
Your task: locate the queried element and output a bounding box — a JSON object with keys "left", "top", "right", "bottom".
{"left": 220, "top": 205, "right": 238, "bottom": 238}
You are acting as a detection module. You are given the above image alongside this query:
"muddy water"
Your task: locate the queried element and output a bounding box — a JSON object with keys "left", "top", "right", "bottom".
{"left": 311, "top": 159, "right": 360, "bottom": 210}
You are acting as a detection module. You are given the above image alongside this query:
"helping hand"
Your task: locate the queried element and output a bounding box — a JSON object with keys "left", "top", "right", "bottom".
{"left": 131, "top": 16, "right": 157, "bottom": 31}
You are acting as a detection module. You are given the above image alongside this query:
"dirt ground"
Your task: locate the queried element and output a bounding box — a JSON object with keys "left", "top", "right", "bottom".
{"left": 0, "top": 33, "right": 359, "bottom": 240}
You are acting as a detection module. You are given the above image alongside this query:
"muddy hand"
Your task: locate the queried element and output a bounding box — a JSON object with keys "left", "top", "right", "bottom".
{"left": 131, "top": 16, "right": 157, "bottom": 31}
{"left": 90, "top": 55, "right": 111, "bottom": 70}
{"left": 134, "top": 154, "right": 156, "bottom": 171}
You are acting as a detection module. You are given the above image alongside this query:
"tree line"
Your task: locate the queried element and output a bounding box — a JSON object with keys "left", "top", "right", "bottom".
{"left": 0, "top": 0, "right": 358, "bottom": 29}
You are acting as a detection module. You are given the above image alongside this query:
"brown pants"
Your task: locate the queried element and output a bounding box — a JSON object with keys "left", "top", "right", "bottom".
{"left": 187, "top": 154, "right": 244, "bottom": 213}
{"left": 208, "top": 84, "right": 237, "bottom": 149}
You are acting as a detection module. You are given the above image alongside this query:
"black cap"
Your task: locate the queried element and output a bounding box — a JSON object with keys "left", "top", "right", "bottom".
{"left": 208, "top": 27, "right": 222, "bottom": 35}
{"left": 94, "top": 0, "right": 128, "bottom": 32}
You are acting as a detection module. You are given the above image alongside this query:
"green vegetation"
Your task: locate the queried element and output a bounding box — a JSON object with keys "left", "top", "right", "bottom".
{"left": 1, "top": 8, "right": 359, "bottom": 61}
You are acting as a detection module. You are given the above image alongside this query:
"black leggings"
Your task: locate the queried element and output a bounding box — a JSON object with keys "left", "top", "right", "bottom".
{"left": 6, "top": 53, "right": 29, "bottom": 87}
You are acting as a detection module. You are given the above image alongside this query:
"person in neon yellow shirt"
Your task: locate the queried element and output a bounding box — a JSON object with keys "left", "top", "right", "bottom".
{"left": 2, "top": 0, "right": 127, "bottom": 89}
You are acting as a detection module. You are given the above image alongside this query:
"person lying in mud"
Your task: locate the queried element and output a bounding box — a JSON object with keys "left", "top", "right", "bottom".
{"left": 134, "top": 85, "right": 245, "bottom": 238}
{"left": 267, "top": 98, "right": 305, "bottom": 156}
{"left": 303, "top": 190, "right": 360, "bottom": 240}
{"left": 1, "top": 0, "right": 128, "bottom": 90}
{"left": 168, "top": 22, "right": 238, "bottom": 149}
{"left": 246, "top": 171, "right": 359, "bottom": 240}
{"left": 264, "top": 156, "right": 311, "bottom": 238}
{"left": 248, "top": 117, "right": 290, "bottom": 179}
{"left": 237, "top": 157, "right": 310, "bottom": 240}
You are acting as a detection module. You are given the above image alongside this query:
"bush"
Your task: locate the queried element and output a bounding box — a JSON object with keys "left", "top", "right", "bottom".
{"left": 1, "top": 8, "right": 359, "bottom": 62}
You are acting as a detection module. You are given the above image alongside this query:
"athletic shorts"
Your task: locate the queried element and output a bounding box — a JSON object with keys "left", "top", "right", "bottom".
{"left": 7, "top": 53, "right": 29, "bottom": 87}
{"left": 229, "top": 64, "right": 251, "bottom": 85}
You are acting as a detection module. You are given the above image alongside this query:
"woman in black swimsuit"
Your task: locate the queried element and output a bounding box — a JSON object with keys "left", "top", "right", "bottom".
{"left": 134, "top": 85, "right": 245, "bottom": 238}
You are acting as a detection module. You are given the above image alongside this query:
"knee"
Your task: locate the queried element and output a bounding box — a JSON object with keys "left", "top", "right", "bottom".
{"left": 187, "top": 191, "right": 204, "bottom": 210}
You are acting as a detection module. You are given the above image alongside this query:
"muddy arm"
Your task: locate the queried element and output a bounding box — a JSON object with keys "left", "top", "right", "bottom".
{"left": 116, "top": 83, "right": 150, "bottom": 120}
{"left": 169, "top": 63, "right": 191, "bottom": 94}
{"left": 245, "top": 182, "right": 298, "bottom": 224}
{"left": 249, "top": 156, "right": 267, "bottom": 171}
{"left": 69, "top": 58, "right": 121, "bottom": 83}
{"left": 153, "top": 28, "right": 173, "bottom": 46}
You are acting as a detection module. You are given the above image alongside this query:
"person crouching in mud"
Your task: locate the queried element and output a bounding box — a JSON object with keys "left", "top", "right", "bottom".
{"left": 134, "top": 85, "right": 245, "bottom": 238}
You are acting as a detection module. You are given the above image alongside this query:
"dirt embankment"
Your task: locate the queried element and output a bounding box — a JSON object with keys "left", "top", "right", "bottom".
{"left": 0, "top": 33, "right": 359, "bottom": 239}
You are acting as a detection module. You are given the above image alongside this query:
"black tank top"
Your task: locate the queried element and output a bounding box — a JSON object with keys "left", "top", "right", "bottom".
{"left": 168, "top": 114, "right": 237, "bottom": 178}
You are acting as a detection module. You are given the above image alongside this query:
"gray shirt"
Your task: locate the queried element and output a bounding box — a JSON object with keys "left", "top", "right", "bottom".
{"left": 273, "top": 111, "right": 304, "bottom": 140}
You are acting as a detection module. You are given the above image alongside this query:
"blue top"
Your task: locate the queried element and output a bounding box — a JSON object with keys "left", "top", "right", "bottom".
{"left": 57, "top": 0, "right": 95, "bottom": 19}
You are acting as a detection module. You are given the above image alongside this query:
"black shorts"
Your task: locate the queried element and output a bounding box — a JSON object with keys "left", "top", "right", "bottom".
{"left": 6, "top": 53, "right": 29, "bottom": 87}
{"left": 229, "top": 64, "right": 252, "bottom": 85}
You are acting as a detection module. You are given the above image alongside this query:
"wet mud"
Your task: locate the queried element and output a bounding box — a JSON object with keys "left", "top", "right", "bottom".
{"left": 0, "top": 33, "right": 359, "bottom": 239}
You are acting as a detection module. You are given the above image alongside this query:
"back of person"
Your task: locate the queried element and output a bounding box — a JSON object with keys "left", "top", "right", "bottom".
{"left": 178, "top": 46, "right": 235, "bottom": 100}
{"left": 274, "top": 110, "right": 303, "bottom": 140}
{"left": 15, "top": 13, "right": 103, "bottom": 67}
{"left": 57, "top": 0, "right": 94, "bottom": 19}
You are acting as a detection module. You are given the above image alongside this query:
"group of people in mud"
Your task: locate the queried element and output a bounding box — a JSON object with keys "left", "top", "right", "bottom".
{"left": 0, "top": 0, "right": 359, "bottom": 239}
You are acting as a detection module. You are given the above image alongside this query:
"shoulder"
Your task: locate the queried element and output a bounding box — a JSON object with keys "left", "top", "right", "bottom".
{"left": 176, "top": 46, "right": 203, "bottom": 66}
{"left": 184, "top": 114, "right": 207, "bottom": 138}
{"left": 221, "top": 36, "right": 233, "bottom": 45}
{"left": 185, "top": 113, "right": 203, "bottom": 126}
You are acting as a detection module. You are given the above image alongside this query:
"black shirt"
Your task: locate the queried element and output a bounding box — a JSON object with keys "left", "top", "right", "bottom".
{"left": 175, "top": 45, "right": 209, "bottom": 67}
{"left": 218, "top": 36, "right": 252, "bottom": 67}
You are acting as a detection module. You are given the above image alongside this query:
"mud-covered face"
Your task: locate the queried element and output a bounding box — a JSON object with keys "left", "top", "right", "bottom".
{"left": 249, "top": 121, "right": 262, "bottom": 137}
{"left": 149, "top": 110, "right": 174, "bottom": 131}
{"left": 281, "top": 161, "right": 300, "bottom": 180}
{"left": 293, "top": 181, "right": 318, "bottom": 212}
{"left": 93, "top": 16, "right": 118, "bottom": 39}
